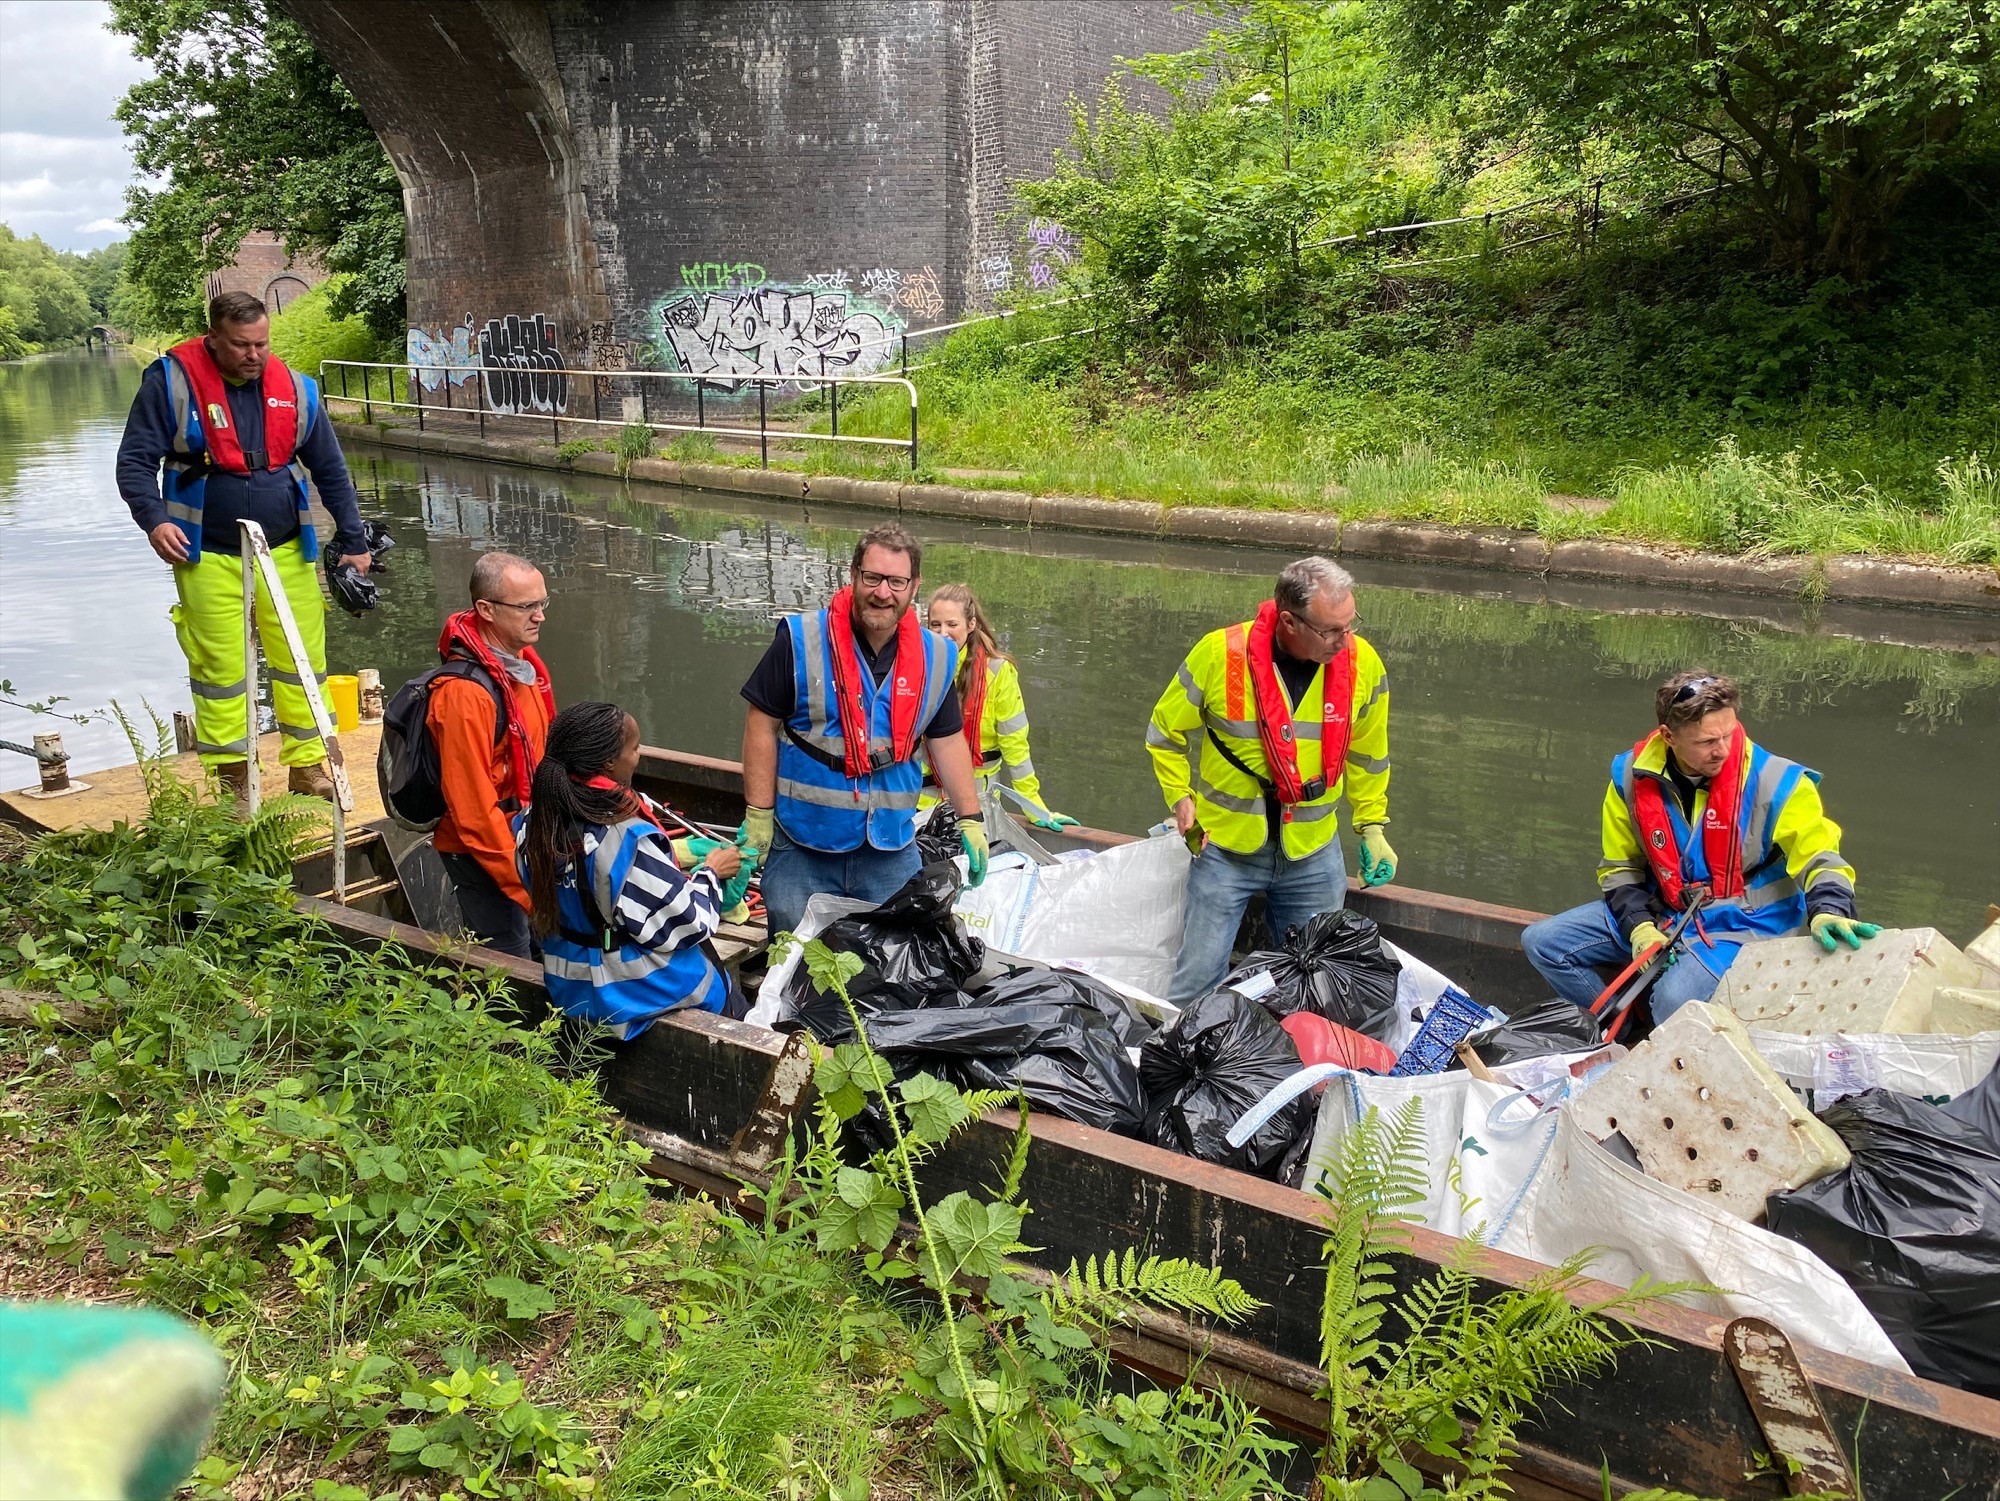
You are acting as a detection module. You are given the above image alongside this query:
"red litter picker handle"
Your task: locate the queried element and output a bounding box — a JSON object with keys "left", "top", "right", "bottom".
{"left": 1588, "top": 889, "right": 1710, "bottom": 1042}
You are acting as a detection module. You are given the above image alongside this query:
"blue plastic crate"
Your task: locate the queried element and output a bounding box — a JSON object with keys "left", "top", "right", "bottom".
{"left": 1389, "top": 986, "right": 1501, "bottom": 1077}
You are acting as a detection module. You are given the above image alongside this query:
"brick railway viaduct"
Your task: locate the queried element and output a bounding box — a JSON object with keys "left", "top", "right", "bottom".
{"left": 280, "top": 0, "right": 1198, "bottom": 406}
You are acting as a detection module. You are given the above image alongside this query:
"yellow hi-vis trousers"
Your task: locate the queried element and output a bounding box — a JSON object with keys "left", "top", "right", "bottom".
{"left": 169, "top": 537, "right": 328, "bottom": 768}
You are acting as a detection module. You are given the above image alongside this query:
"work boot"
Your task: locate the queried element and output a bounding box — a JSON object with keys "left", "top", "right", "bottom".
{"left": 288, "top": 761, "right": 336, "bottom": 801}
{"left": 212, "top": 760, "right": 251, "bottom": 808}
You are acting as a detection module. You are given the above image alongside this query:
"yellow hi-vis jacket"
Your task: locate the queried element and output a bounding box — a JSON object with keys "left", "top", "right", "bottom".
{"left": 919, "top": 655, "right": 1050, "bottom": 813}
{"left": 1147, "top": 624, "right": 1390, "bottom": 859}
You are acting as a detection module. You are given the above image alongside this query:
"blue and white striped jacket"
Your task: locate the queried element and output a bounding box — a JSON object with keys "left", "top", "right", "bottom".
{"left": 514, "top": 797, "right": 730, "bottom": 1037}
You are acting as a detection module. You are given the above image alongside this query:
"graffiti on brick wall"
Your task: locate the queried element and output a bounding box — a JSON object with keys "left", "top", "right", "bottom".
{"left": 1026, "top": 219, "right": 1077, "bottom": 290}
{"left": 478, "top": 313, "right": 567, "bottom": 415}
{"left": 978, "top": 254, "right": 1015, "bottom": 293}
{"left": 579, "top": 321, "right": 628, "bottom": 396}
{"left": 656, "top": 284, "right": 900, "bottom": 388}
{"left": 407, "top": 317, "right": 480, "bottom": 390}
{"left": 679, "top": 261, "right": 766, "bottom": 293}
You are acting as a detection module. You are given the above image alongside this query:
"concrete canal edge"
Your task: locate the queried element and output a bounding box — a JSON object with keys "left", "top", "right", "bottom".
{"left": 343, "top": 420, "right": 2000, "bottom": 615}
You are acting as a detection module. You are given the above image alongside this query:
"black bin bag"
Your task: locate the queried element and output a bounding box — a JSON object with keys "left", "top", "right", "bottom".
{"left": 860, "top": 1000, "right": 1146, "bottom": 1137}
{"left": 1941, "top": 1058, "right": 2000, "bottom": 1149}
{"left": 1766, "top": 1088, "right": 2000, "bottom": 1397}
{"left": 1139, "top": 989, "right": 1308, "bottom": 1176}
{"left": 1223, "top": 909, "right": 1402, "bottom": 1042}
{"left": 915, "top": 802, "right": 962, "bottom": 869}
{"left": 973, "top": 966, "right": 1157, "bottom": 1049}
{"left": 1471, "top": 998, "right": 1603, "bottom": 1067}
{"left": 783, "top": 861, "right": 985, "bottom": 1042}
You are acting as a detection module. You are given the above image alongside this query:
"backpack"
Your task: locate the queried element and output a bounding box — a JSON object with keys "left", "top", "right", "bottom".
{"left": 377, "top": 660, "right": 508, "bottom": 832}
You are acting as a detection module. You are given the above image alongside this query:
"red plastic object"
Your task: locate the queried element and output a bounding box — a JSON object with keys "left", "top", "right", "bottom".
{"left": 1281, "top": 1012, "right": 1396, "bottom": 1075}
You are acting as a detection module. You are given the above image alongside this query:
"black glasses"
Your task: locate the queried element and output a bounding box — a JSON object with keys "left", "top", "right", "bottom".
{"left": 1671, "top": 676, "right": 1719, "bottom": 703}
{"left": 856, "top": 569, "right": 914, "bottom": 593}
{"left": 1284, "top": 610, "right": 1358, "bottom": 645}
{"left": 487, "top": 597, "right": 550, "bottom": 615}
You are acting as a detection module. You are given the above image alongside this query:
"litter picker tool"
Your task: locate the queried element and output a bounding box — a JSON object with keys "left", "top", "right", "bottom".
{"left": 1588, "top": 888, "right": 1710, "bottom": 1042}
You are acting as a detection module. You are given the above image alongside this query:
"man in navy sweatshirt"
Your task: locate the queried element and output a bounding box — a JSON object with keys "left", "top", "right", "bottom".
{"left": 116, "top": 291, "right": 371, "bottom": 802}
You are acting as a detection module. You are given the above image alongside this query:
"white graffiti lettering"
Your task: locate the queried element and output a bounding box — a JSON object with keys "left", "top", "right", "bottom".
{"left": 802, "top": 269, "right": 852, "bottom": 292}
{"left": 657, "top": 286, "right": 899, "bottom": 389}
{"left": 406, "top": 316, "right": 480, "bottom": 390}
{"left": 858, "top": 267, "right": 903, "bottom": 301}
{"left": 478, "top": 313, "right": 567, "bottom": 415}
{"left": 978, "top": 254, "right": 1014, "bottom": 292}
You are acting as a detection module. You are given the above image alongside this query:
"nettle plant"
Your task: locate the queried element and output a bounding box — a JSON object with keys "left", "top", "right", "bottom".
{"left": 785, "top": 938, "right": 1292, "bottom": 1500}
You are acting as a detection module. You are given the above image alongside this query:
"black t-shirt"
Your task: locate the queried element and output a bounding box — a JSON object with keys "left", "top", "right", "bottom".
{"left": 740, "top": 619, "right": 965, "bottom": 739}
{"left": 1272, "top": 643, "right": 1319, "bottom": 706}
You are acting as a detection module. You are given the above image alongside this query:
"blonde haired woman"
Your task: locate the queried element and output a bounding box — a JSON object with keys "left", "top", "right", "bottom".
{"left": 924, "top": 583, "right": 1077, "bottom": 830}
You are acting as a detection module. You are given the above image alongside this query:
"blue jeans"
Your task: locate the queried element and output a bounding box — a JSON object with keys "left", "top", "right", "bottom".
{"left": 761, "top": 828, "right": 923, "bottom": 940}
{"left": 1168, "top": 838, "right": 1347, "bottom": 1005}
{"left": 1520, "top": 900, "right": 1741, "bottom": 1024}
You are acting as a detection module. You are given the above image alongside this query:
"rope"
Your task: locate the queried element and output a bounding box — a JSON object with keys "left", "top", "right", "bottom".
{"left": 0, "top": 738, "right": 64, "bottom": 765}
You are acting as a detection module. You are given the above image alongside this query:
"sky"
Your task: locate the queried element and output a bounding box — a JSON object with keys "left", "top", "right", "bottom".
{"left": 0, "top": 0, "right": 150, "bottom": 252}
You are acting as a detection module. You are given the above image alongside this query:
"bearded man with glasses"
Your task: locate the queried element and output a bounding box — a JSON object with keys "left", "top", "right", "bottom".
{"left": 1148, "top": 555, "right": 1397, "bottom": 1004}
{"left": 427, "top": 550, "right": 557, "bottom": 957}
{"left": 738, "top": 523, "right": 988, "bottom": 938}
{"left": 1521, "top": 669, "right": 1876, "bottom": 1022}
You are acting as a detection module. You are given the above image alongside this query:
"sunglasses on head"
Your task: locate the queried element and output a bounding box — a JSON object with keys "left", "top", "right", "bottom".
{"left": 1670, "top": 676, "right": 1719, "bottom": 704}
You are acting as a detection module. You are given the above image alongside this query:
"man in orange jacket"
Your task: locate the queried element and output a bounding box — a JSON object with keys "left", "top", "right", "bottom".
{"left": 429, "top": 551, "right": 556, "bottom": 956}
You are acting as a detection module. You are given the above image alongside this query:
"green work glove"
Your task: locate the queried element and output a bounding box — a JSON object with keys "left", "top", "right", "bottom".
{"left": 1630, "top": 921, "right": 1672, "bottom": 963}
{"left": 1812, "top": 914, "right": 1883, "bottom": 952}
{"left": 738, "top": 805, "right": 774, "bottom": 864}
{"left": 960, "top": 817, "right": 990, "bottom": 887}
{"left": 1029, "top": 808, "right": 1080, "bottom": 831}
{"left": 671, "top": 836, "right": 707, "bottom": 869}
{"left": 1357, "top": 824, "right": 1398, "bottom": 887}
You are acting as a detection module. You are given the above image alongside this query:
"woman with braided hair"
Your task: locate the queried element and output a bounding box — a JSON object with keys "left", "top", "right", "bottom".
{"left": 516, "top": 701, "right": 746, "bottom": 1034}
{"left": 922, "top": 583, "right": 1078, "bottom": 830}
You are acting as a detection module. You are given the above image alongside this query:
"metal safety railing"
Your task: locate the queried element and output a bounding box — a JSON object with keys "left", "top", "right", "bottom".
{"left": 319, "top": 359, "right": 920, "bottom": 471}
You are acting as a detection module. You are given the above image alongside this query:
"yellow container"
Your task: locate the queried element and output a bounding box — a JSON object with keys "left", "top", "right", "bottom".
{"left": 325, "top": 674, "right": 361, "bottom": 734}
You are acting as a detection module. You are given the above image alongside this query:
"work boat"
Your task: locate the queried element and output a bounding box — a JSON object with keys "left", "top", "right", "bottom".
{"left": 13, "top": 737, "right": 1993, "bottom": 1499}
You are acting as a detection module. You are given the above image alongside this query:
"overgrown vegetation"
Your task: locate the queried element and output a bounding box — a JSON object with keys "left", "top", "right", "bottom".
{"left": 778, "top": 1, "right": 2000, "bottom": 565}
{"left": 0, "top": 772, "right": 1701, "bottom": 1497}
{"left": 266, "top": 278, "right": 399, "bottom": 375}
{"left": 0, "top": 225, "right": 120, "bottom": 359}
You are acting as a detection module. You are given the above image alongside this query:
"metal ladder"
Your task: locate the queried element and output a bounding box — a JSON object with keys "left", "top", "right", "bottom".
{"left": 238, "top": 519, "right": 353, "bottom": 901}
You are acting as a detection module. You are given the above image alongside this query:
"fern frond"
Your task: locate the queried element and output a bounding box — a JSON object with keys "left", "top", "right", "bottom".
{"left": 990, "top": 1097, "right": 1033, "bottom": 1204}
{"left": 1048, "top": 1251, "right": 1261, "bottom": 1324}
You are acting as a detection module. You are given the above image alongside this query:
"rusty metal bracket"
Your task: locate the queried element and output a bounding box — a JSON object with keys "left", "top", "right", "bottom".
{"left": 727, "top": 1027, "right": 816, "bottom": 1169}
{"left": 1724, "top": 1317, "right": 1858, "bottom": 1497}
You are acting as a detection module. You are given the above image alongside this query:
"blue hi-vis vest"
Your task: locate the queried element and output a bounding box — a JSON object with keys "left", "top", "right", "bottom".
{"left": 157, "top": 355, "right": 323, "bottom": 565}
{"left": 775, "top": 608, "right": 957, "bottom": 854}
{"left": 1612, "top": 739, "right": 1814, "bottom": 941}
{"left": 529, "top": 816, "right": 728, "bottom": 1038}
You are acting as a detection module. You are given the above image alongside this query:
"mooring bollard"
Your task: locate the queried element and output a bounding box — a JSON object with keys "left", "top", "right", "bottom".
{"left": 33, "top": 732, "right": 68, "bottom": 794}
{"left": 358, "top": 667, "right": 384, "bottom": 724}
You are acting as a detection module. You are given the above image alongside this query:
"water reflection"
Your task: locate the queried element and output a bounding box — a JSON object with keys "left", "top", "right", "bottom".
{"left": 1, "top": 346, "right": 1992, "bottom": 941}
{"left": 332, "top": 451, "right": 1999, "bottom": 941}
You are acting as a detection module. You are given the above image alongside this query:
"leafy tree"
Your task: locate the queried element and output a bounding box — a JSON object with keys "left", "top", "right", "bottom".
{"left": 109, "top": 0, "right": 405, "bottom": 338}
{"left": 1384, "top": 0, "right": 2000, "bottom": 280}
{"left": 58, "top": 242, "right": 130, "bottom": 322}
{"left": 0, "top": 225, "right": 95, "bottom": 348}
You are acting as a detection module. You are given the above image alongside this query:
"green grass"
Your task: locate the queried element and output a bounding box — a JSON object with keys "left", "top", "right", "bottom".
{"left": 748, "top": 199, "right": 2000, "bottom": 566}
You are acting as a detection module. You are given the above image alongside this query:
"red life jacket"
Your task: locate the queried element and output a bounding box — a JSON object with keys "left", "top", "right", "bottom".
{"left": 1629, "top": 725, "right": 1747, "bottom": 909}
{"left": 436, "top": 610, "right": 556, "bottom": 807}
{"left": 1228, "top": 600, "right": 1355, "bottom": 813}
{"left": 960, "top": 642, "right": 991, "bottom": 762}
{"left": 167, "top": 337, "right": 301, "bottom": 473}
{"left": 824, "top": 587, "right": 927, "bottom": 781}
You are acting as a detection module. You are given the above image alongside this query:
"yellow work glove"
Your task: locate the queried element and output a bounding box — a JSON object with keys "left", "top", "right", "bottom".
{"left": 1357, "top": 824, "right": 1398, "bottom": 887}
{"left": 1630, "top": 921, "right": 1671, "bottom": 962}
{"left": 1812, "top": 914, "right": 1883, "bottom": 952}
{"left": 960, "top": 816, "right": 989, "bottom": 886}
{"left": 737, "top": 805, "right": 774, "bottom": 864}
{"left": 671, "top": 837, "right": 698, "bottom": 869}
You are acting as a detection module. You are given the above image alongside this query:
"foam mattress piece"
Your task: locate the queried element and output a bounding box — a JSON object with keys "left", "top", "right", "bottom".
{"left": 1579, "top": 1002, "right": 1850, "bottom": 1222}
{"left": 1935, "top": 987, "right": 2000, "bottom": 1036}
{"left": 1968, "top": 919, "right": 2000, "bottom": 987}
{"left": 1715, "top": 927, "right": 1981, "bottom": 1035}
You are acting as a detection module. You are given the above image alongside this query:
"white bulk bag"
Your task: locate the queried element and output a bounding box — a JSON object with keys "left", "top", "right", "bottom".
{"left": 1747, "top": 1029, "right": 2000, "bottom": 1110}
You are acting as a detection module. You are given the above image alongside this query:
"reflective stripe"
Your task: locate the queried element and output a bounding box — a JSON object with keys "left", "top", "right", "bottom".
{"left": 1797, "top": 848, "right": 1850, "bottom": 886}
{"left": 1345, "top": 750, "right": 1390, "bottom": 774}
{"left": 994, "top": 710, "right": 1028, "bottom": 736}
{"left": 1175, "top": 662, "right": 1206, "bottom": 710}
{"left": 1145, "top": 722, "right": 1182, "bottom": 751}
{"left": 800, "top": 610, "right": 831, "bottom": 735}
{"left": 1742, "top": 877, "right": 1801, "bottom": 911}
{"left": 269, "top": 666, "right": 328, "bottom": 688}
{"left": 1358, "top": 677, "right": 1388, "bottom": 717}
{"left": 1741, "top": 753, "right": 1794, "bottom": 862}
{"left": 166, "top": 501, "right": 202, "bottom": 523}
{"left": 277, "top": 721, "right": 320, "bottom": 741}
{"left": 1222, "top": 625, "right": 1248, "bottom": 721}
{"left": 1285, "top": 798, "right": 1338, "bottom": 823}
{"left": 188, "top": 676, "right": 245, "bottom": 700}
{"left": 165, "top": 357, "right": 194, "bottom": 450}
{"left": 776, "top": 776, "right": 921, "bottom": 812}
{"left": 1193, "top": 774, "right": 1263, "bottom": 815}
{"left": 1600, "top": 867, "right": 1649, "bottom": 890}
{"left": 1009, "top": 755, "right": 1034, "bottom": 780}
{"left": 1202, "top": 709, "right": 1261, "bottom": 740}
{"left": 195, "top": 737, "right": 248, "bottom": 756}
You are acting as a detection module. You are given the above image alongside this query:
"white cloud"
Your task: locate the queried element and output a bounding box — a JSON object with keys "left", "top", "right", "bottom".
{"left": 0, "top": 1, "right": 149, "bottom": 250}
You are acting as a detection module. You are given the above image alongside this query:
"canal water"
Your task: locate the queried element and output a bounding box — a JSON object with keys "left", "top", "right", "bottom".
{"left": 4, "top": 348, "right": 1997, "bottom": 939}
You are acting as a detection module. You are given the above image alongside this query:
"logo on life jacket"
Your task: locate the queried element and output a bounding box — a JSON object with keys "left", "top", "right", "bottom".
{"left": 206, "top": 403, "right": 229, "bottom": 429}
{"left": 1651, "top": 830, "right": 1667, "bottom": 848}
{"left": 266, "top": 395, "right": 294, "bottom": 409}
